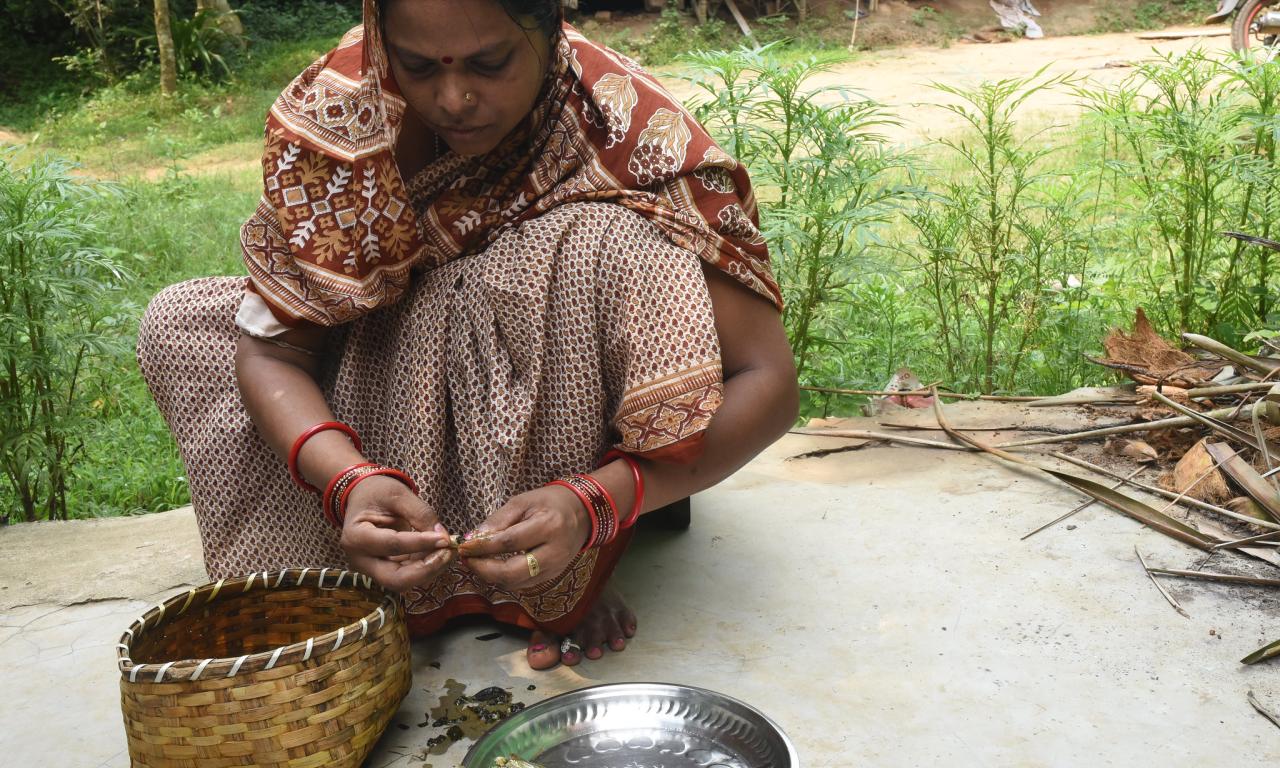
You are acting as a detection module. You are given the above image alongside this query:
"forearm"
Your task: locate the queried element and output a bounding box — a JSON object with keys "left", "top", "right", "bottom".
{"left": 234, "top": 334, "right": 366, "bottom": 491}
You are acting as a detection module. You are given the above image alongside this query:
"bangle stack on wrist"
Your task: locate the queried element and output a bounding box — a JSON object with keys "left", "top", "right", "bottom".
{"left": 322, "top": 463, "right": 419, "bottom": 529}
{"left": 548, "top": 474, "right": 617, "bottom": 550}
{"left": 548, "top": 450, "right": 645, "bottom": 551}
{"left": 601, "top": 449, "right": 645, "bottom": 529}
{"left": 289, "top": 421, "right": 419, "bottom": 529}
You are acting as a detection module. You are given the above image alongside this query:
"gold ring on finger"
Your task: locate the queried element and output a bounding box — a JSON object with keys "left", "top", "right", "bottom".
{"left": 526, "top": 551, "right": 541, "bottom": 578}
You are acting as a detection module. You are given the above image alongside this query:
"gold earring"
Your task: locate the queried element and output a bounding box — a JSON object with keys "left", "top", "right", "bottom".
{"left": 464, "top": 92, "right": 475, "bottom": 104}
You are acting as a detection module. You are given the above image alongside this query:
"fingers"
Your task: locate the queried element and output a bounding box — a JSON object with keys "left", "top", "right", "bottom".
{"left": 343, "top": 520, "right": 451, "bottom": 559}
{"left": 458, "top": 517, "right": 545, "bottom": 558}
{"left": 351, "top": 547, "right": 454, "bottom": 593}
{"left": 457, "top": 500, "right": 534, "bottom": 556}
{"left": 386, "top": 486, "right": 443, "bottom": 534}
{"left": 464, "top": 545, "right": 547, "bottom": 589}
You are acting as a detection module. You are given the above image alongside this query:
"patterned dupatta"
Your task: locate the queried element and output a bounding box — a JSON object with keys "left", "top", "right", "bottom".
{"left": 240, "top": 1, "right": 780, "bottom": 329}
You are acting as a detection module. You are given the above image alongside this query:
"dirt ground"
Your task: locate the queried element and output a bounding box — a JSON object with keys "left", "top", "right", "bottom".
{"left": 799, "top": 26, "right": 1233, "bottom": 144}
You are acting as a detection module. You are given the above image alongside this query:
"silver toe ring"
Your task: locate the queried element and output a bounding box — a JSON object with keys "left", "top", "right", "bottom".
{"left": 560, "top": 637, "right": 582, "bottom": 655}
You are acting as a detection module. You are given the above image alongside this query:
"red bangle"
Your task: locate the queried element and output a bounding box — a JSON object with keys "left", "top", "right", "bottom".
{"left": 601, "top": 450, "right": 644, "bottom": 529}
{"left": 548, "top": 479, "right": 599, "bottom": 552}
{"left": 322, "top": 464, "right": 420, "bottom": 529}
{"left": 322, "top": 462, "right": 377, "bottom": 528}
{"left": 289, "top": 421, "right": 362, "bottom": 493}
{"left": 337, "top": 467, "right": 419, "bottom": 527}
{"left": 550, "top": 473, "right": 619, "bottom": 550}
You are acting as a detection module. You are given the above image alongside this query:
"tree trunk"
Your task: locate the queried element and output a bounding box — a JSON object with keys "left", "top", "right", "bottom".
{"left": 196, "top": 0, "right": 244, "bottom": 36}
{"left": 154, "top": 0, "right": 178, "bottom": 95}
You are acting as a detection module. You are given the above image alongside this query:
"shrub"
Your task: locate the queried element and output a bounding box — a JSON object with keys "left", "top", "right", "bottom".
{"left": 681, "top": 47, "right": 911, "bottom": 381}
{"left": 0, "top": 153, "right": 132, "bottom": 523}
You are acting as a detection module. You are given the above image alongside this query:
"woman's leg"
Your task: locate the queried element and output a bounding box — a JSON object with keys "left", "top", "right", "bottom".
{"left": 137, "top": 277, "right": 347, "bottom": 578}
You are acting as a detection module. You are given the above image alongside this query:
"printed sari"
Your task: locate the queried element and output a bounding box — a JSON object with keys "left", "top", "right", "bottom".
{"left": 139, "top": 3, "right": 778, "bottom": 636}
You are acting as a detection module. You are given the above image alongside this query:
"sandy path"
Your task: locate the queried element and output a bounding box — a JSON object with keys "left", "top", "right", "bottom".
{"left": 665, "top": 27, "right": 1234, "bottom": 145}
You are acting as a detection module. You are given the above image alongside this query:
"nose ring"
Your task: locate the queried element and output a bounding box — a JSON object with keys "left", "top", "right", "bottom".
{"left": 464, "top": 92, "right": 475, "bottom": 104}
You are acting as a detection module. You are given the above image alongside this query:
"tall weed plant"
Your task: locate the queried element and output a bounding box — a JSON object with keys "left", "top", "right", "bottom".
{"left": 898, "top": 71, "right": 1096, "bottom": 395}
{"left": 681, "top": 47, "right": 910, "bottom": 380}
{"left": 1081, "top": 50, "right": 1280, "bottom": 341}
{"left": 0, "top": 153, "right": 132, "bottom": 522}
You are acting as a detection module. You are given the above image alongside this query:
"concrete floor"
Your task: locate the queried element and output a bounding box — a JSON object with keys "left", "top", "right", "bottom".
{"left": 2, "top": 415, "right": 1278, "bottom": 767}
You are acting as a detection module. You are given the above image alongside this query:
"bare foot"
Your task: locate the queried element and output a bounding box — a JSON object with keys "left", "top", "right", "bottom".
{"left": 526, "top": 587, "right": 637, "bottom": 670}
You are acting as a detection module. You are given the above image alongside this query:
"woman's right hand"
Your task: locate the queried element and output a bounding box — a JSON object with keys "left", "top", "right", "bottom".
{"left": 339, "top": 475, "right": 456, "bottom": 592}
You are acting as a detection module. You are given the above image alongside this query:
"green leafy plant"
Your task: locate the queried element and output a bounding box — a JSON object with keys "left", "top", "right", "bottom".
{"left": 0, "top": 152, "right": 132, "bottom": 522}
{"left": 899, "top": 70, "right": 1087, "bottom": 394}
{"left": 682, "top": 48, "right": 910, "bottom": 380}
{"left": 168, "top": 8, "right": 239, "bottom": 80}
{"left": 1080, "top": 50, "right": 1280, "bottom": 340}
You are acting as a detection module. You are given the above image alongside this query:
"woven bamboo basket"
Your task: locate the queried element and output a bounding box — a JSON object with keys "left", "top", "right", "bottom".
{"left": 117, "top": 568, "right": 411, "bottom": 768}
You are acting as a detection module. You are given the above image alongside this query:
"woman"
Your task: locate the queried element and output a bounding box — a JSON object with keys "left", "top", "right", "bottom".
{"left": 138, "top": 0, "right": 797, "bottom": 670}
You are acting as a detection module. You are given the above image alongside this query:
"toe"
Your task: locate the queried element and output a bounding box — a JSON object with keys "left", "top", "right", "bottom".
{"left": 526, "top": 630, "right": 560, "bottom": 671}
{"left": 601, "top": 609, "right": 627, "bottom": 652}
{"left": 581, "top": 623, "right": 607, "bottom": 660}
{"left": 619, "top": 607, "right": 638, "bottom": 638}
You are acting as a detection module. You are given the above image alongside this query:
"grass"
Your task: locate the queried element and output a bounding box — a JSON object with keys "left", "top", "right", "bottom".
{"left": 76, "top": 170, "right": 256, "bottom": 516}
{"left": 1091, "top": 0, "right": 1205, "bottom": 34}
{"left": 22, "top": 35, "right": 340, "bottom": 176}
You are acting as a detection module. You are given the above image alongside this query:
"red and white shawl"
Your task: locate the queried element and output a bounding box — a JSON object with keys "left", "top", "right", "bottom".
{"left": 240, "top": 3, "right": 780, "bottom": 329}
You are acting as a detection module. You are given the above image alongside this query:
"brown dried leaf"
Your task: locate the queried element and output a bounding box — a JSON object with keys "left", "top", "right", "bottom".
{"left": 1095, "top": 309, "right": 1221, "bottom": 387}
{"left": 1105, "top": 438, "right": 1159, "bottom": 463}
{"left": 1162, "top": 438, "right": 1233, "bottom": 504}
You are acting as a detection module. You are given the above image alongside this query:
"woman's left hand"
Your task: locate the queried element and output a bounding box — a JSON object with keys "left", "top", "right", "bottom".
{"left": 458, "top": 484, "right": 591, "bottom": 590}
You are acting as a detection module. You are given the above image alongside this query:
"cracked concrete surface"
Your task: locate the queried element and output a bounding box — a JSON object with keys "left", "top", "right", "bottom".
{"left": 1, "top": 418, "right": 1278, "bottom": 766}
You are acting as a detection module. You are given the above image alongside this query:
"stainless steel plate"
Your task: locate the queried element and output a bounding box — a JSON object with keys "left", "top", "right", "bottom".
{"left": 462, "top": 682, "right": 798, "bottom": 768}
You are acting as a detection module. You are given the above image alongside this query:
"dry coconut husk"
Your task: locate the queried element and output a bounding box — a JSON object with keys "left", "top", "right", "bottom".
{"left": 1091, "top": 309, "right": 1222, "bottom": 388}
{"left": 1225, "top": 496, "right": 1273, "bottom": 523}
{"left": 1160, "top": 437, "right": 1234, "bottom": 504}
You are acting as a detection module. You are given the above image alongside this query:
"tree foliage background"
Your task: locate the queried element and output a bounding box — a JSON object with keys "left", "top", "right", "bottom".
{"left": 0, "top": 1, "right": 363, "bottom": 111}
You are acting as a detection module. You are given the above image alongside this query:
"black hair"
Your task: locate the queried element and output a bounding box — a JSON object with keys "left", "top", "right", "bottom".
{"left": 377, "top": 0, "right": 563, "bottom": 42}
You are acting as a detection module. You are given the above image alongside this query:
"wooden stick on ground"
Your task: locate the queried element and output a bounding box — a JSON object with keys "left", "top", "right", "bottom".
{"left": 1187, "top": 381, "right": 1280, "bottom": 398}
{"left": 1150, "top": 391, "right": 1270, "bottom": 453}
{"left": 789, "top": 429, "right": 970, "bottom": 451}
{"left": 1020, "top": 466, "right": 1143, "bottom": 541}
{"left": 931, "top": 391, "right": 1217, "bottom": 550}
{"left": 1182, "top": 333, "right": 1280, "bottom": 376}
{"left": 1248, "top": 691, "right": 1280, "bottom": 732}
{"left": 1146, "top": 568, "right": 1280, "bottom": 588}
{"left": 995, "top": 403, "right": 1265, "bottom": 449}
{"left": 800, "top": 385, "right": 1041, "bottom": 402}
{"left": 1136, "top": 548, "right": 1191, "bottom": 618}
{"left": 1050, "top": 451, "right": 1280, "bottom": 531}
{"left": 1213, "top": 529, "right": 1280, "bottom": 550}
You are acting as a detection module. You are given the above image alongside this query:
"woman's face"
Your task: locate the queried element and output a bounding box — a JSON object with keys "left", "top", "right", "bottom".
{"left": 383, "top": 0, "right": 552, "bottom": 156}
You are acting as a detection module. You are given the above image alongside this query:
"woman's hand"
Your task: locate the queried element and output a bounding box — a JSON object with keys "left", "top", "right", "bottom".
{"left": 340, "top": 475, "right": 455, "bottom": 592}
{"left": 458, "top": 484, "right": 591, "bottom": 591}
